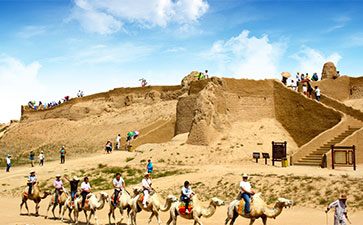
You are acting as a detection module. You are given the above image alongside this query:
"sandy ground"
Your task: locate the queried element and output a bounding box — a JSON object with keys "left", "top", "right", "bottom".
{"left": 1, "top": 148, "right": 363, "bottom": 225}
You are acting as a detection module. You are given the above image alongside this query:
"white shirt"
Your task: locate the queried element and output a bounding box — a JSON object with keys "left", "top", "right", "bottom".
{"left": 116, "top": 136, "right": 121, "bottom": 142}
{"left": 328, "top": 200, "right": 347, "bottom": 221}
{"left": 39, "top": 153, "right": 44, "bottom": 160}
{"left": 113, "top": 177, "right": 125, "bottom": 190}
{"left": 7, "top": 157, "right": 11, "bottom": 164}
{"left": 81, "top": 182, "right": 91, "bottom": 191}
{"left": 240, "top": 181, "right": 251, "bottom": 194}
{"left": 303, "top": 86, "right": 307, "bottom": 92}
{"left": 315, "top": 88, "right": 321, "bottom": 96}
{"left": 142, "top": 178, "right": 152, "bottom": 189}
{"left": 182, "top": 186, "right": 194, "bottom": 198}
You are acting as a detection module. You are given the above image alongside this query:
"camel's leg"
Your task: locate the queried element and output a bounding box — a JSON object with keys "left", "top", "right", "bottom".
{"left": 261, "top": 216, "right": 267, "bottom": 225}
{"left": 20, "top": 199, "right": 25, "bottom": 215}
{"left": 45, "top": 202, "right": 51, "bottom": 219}
{"left": 147, "top": 212, "right": 154, "bottom": 225}
{"left": 228, "top": 210, "right": 238, "bottom": 225}
{"left": 126, "top": 207, "right": 131, "bottom": 225}
{"left": 249, "top": 218, "right": 256, "bottom": 225}
{"left": 172, "top": 214, "right": 177, "bottom": 225}
{"left": 193, "top": 215, "right": 203, "bottom": 225}
{"left": 52, "top": 203, "right": 57, "bottom": 218}
{"left": 108, "top": 207, "right": 113, "bottom": 225}
{"left": 118, "top": 206, "right": 124, "bottom": 225}
{"left": 58, "top": 204, "right": 63, "bottom": 218}
{"left": 68, "top": 207, "right": 73, "bottom": 223}
{"left": 61, "top": 206, "right": 66, "bottom": 222}
{"left": 24, "top": 201, "right": 30, "bottom": 215}
{"left": 35, "top": 201, "right": 40, "bottom": 216}
{"left": 165, "top": 211, "right": 173, "bottom": 225}
{"left": 84, "top": 210, "right": 89, "bottom": 224}
{"left": 74, "top": 210, "right": 79, "bottom": 225}
{"left": 154, "top": 211, "right": 162, "bottom": 225}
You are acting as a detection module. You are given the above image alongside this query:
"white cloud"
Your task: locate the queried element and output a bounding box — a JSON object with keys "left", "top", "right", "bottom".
{"left": 0, "top": 56, "right": 45, "bottom": 123}
{"left": 291, "top": 46, "right": 342, "bottom": 77}
{"left": 68, "top": 0, "right": 209, "bottom": 34}
{"left": 164, "top": 47, "right": 186, "bottom": 53}
{"left": 204, "top": 30, "right": 286, "bottom": 79}
{"left": 17, "top": 26, "right": 46, "bottom": 38}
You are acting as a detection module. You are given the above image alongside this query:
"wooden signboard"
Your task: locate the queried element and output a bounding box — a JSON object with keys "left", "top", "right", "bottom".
{"left": 272, "top": 141, "right": 287, "bottom": 166}
{"left": 331, "top": 145, "right": 356, "bottom": 171}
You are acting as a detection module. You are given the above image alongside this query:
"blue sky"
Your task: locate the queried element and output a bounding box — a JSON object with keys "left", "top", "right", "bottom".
{"left": 1, "top": 0, "right": 363, "bottom": 122}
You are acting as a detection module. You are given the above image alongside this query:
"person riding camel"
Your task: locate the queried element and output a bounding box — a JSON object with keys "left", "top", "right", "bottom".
{"left": 64, "top": 175, "right": 80, "bottom": 208}
{"left": 240, "top": 173, "right": 255, "bottom": 216}
{"left": 80, "top": 177, "right": 92, "bottom": 209}
{"left": 142, "top": 172, "right": 153, "bottom": 209}
{"left": 112, "top": 173, "right": 125, "bottom": 206}
{"left": 27, "top": 170, "right": 37, "bottom": 196}
{"left": 181, "top": 181, "right": 195, "bottom": 214}
{"left": 325, "top": 194, "right": 350, "bottom": 225}
{"left": 53, "top": 174, "right": 64, "bottom": 205}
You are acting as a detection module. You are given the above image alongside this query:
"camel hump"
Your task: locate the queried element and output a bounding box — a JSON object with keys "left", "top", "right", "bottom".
{"left": 253, "top": 193, "right": 262, "bottom": 198}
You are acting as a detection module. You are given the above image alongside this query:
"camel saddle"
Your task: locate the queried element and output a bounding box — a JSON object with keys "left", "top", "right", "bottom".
{"left": 51, "top": 191, "right": 63, "bottom": 204}
{"left": 78, "top": 199, "right": 89, "bottom": 209}
{"left": 111, "top": 193, "right": 120, "bottom": 203}
{"left": 238, "top": 199, "right": 253, "bottom": 215}
{"left": 138, "top": 193, "right": 145, "bottom": 203}
{"left": 179, "top": 202, "right": 193, "bottom": 215}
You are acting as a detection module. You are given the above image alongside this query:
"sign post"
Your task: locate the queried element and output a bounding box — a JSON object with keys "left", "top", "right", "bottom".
{"left": 331, "top": 145, "right": 356, "bottom": 171}
{"left": 272, "top": 141, "right": 287, "bottom": 166}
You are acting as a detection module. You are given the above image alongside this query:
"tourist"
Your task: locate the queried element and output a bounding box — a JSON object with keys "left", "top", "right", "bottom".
{"left": 116, "top": 134, "right": 121, "bottom": 150}
{"left": 81, "top": 177, "right": 92, "bottom": 209}
{"left": 240, "top": 173, "right": 255, "bottom": 215}
{"left": 112, "top": 173, "right": 125, "bottom": 206}
{"left": 312, "top": 73, "right": 319, "bottom": 81}
{"left": 80, "top": 90, "right": 84, "bottom": 97}
{"left": 142, "top": 172, "right": 153, "bottom": 208}
{"left": 307, "top": 81, "right": 313, "bottom": 97}
{"left": 105, "top": 140, "right": 112, "bottom": 154}
{"left": 337, "top": 71, "right": 340, "bottom": 77}
{"left": 300, "top": 73, "right": 305, "bottom": 81}
{"left": 303, "top": 85, "right": 308, "bottom": 97}
{"left": 147, "top": 159, "right": 153, "bottom": 173}
{"left": 39, "top": 151, "right": 44, "bottom": 166}
{"left": 53, "top": 174, "right": 64, "bottom": 205}
{"left": 181, "top": 181, "right": 195, "bottom": 214}
{"left": 315, "top": 86, "right": 321, "bottom": 102}
{"left": 306, "top": 73, "right": 310, "bottom": 80}
{"left": 325, "top": 194, "right": 349, "bottom": 225}
{"left": 205, "top": 70, "right": 209, "bottom": 79}
{"left": 6, "top": 154, "right": 11, "bottom": 172}
{"left": 281, "top": 76, "right": 287, "bottom": 85}
{"left": 64, "top": 175, "right": 80, "bottom": 207}
{"left": 60, "top": 146, "right": 66, "bottom": 164}
{"left": 27, "top": 170, "right": 37, "bottom": 196}
{"left": 29, "top": 151, "right": 35, "bottom": 167}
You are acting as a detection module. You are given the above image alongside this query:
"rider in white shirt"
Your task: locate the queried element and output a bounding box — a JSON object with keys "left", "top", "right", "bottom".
{"left": 239, "top": 174, "right": 255, "bottom": 215}
{"left": 112, "top": 173, "right": 125, "bottom": 206}
{"left": 142, "top": 172, "right": 152, "bottom": 208}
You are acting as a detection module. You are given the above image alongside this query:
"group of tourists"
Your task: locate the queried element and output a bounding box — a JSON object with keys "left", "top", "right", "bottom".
{"left": 28, "top": 96, "right": 70, "bottom": 110}
{"left": 76, "top": 90, "right": 84, "bottom": 98}
{"left": 282, "top": 72, "right": 322, "bottom": 102}
{"left": 195, "top": 70, "right": 209, "bottom": 80}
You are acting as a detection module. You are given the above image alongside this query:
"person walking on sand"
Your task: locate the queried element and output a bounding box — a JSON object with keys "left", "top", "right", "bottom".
{"left": 81, "top": 177, "right": 92, "bottom": 209}
{"left": 325, "top": 194, "right": 350, "bottom": 225}
{"left": 147, "top": 159, "right": 153, "bottom": 173}
{"left": 6, "top": 154, "right": 11, "bottom": 172}
{"left": 116, "top": 134, "right": 121, "bottom": 150}
{"left": 39, "top": 151, "right": 44, "bottom": 166}
{"left": 142, "top": 172, "right": 153, "bottom": 208}
{"left": 239, "top": 174, "right": 255, "bottom": 216}
{"left": 64, "top": 175, "right": 80, "bottom": 208}
{"left": 60, "top": 146, "right": 66, "bottom": 164}
{"left": 27, "top": 170, "right": 37, "bottom": 196}
{"left": 315, "top": 86, "right": 321, "bottom": 102}
{"left": 112, "top": 173, "right": 125, "bottom": 207}
{"left": 29, "top": 151, "right": 35, "bottom": 167}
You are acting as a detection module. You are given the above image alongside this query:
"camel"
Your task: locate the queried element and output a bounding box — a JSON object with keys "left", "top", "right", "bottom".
{"left": 73, "top": 191, "right": 108, "bottom": 225}
{"left": 166, "top": 195, "right": 225, "bottom": 225}
{"left": 130, "top": 187, "right": 178, "bottom": 225}
{"left": 108, "top": 190, "right": 133, "bottom": 225}
{"left": 20, "top": 182, "right": 51, "bottom": 216}
{"left": 61, "top": 195, "right": 77, "bottom": 223}
{"left": 45, "top": 190, "right": 69, "bottom": 219}
{"left": 225, "top": 193, "right": 293, "bottom": 225}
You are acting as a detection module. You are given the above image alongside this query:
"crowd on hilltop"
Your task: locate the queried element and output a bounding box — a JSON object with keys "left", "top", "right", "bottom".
{"left": 27, "top": 90, "right": 85, "bottom": 110}
{"left": 282, "top": 72, "right": 322, "bottom": 102}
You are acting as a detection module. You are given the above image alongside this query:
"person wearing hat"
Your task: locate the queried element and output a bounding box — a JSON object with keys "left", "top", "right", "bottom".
{"left": 112, "top": 173, "right": 125, "bottom": 206}
{"left": 39, "top": 151, "right": 44, "bottom": 166}
{"left": 240, "top": 174, "right": 255, "bottom": 215}
{"left": 141, "top": 172, "right": 153, "bottom": 208}
{"left": 60, "top": 146, "right": 66, "bottom": 164}
{"left": 6, "top": 154, "right": 11, "bottom": 172}
{"left": 65, "top": 175, "right": 80, "bottom": 207}
{"left": 325, "top": 194, "right": 349, "bottom": 225}
{"left": 53, "top": 174, "right": 64, "bottom": 205}
{"left": 27, "top": 170, "right": 37, "bottom": 196}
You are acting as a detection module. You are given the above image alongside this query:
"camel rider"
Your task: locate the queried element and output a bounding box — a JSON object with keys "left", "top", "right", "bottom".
{"left": 27, "top": 170, "right": 37, "bottom": 196}
{"left": 54, "top": 174, "right": 64, "bottom": 205}
{"left": 65, "top": 175, "right": 80, "bottom": 207}
{"left": 113, "top": 173, "right": 125, "bottom": 206}
{"left": 240, "top": 174, "right": 255, "bottom": 215}
{"left": 142, "top": 172, "right": 153, "bottom": 208}
{"left": 80, "top": 177, "right": 92, "bottom": 209}
{"left": 181, "top": 181, "right": 195, "bottom": 214}
{"left": 325, "top": 194, "right": 349, "bottom": 225}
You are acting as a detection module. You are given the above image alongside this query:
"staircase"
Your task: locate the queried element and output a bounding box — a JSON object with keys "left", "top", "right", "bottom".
{"left": 294, "top": 127, "right": 360, "bottom": 166}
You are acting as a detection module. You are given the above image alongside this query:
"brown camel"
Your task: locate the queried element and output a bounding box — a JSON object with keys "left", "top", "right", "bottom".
{"left": 20, "top": 182, "right": 51, "bottom": 216}
{"left": 45, "top": 190, "right": 69, "bottom": 219}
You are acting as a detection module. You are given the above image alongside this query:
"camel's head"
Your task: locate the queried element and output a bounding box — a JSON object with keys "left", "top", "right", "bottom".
{"left": 167, "top": 195, "right": 178, "bottom": 203}
{"left": 100, "top": 191, "right": 109, "bottom": 201}
{"left": 211, "top": 197, "right": 225, "bottom": 206}
{"left": 277, "top": 198, "right": 293, "bottom": 208}
{"left": 133, "top": 186, "right": 143, "bottom": 195}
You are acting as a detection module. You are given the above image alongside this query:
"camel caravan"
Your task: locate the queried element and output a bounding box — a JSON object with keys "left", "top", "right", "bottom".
{"left": 18, "top": 170, "right": 297, "bottom": 225}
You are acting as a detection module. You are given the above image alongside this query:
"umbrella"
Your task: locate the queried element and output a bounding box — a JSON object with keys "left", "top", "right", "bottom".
{"left": 133, "top": 130, "right": 139, "bottom": 135}
{"left": 281, "top": 72, "right": 291, "bottom": 78}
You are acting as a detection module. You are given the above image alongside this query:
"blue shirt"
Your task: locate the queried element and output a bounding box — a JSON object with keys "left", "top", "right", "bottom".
{"left": 147, "top": 162, "right": 153, "bottom": 172}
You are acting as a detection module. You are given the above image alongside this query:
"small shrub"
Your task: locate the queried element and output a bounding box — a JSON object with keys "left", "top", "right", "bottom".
{"left": 126, "top": 157, "right": 134, "bottom": 162}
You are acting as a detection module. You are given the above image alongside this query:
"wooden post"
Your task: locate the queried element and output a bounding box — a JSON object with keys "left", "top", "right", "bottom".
{"left": 272, "top": 141, "right": 274, "bottom": 166}
{"left": 331, "top": 145, "right": 334, "bottom": 170}
{"left": 265, "top": 158, "right": 268, "bottom": 165}
{"left": 353, "top": 145, "right": 356, "bottom": 171}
